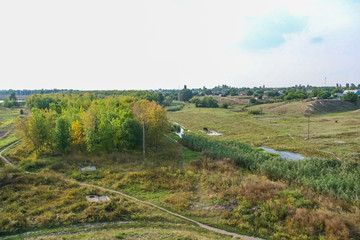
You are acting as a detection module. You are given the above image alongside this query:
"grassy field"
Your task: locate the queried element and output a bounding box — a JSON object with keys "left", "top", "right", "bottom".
{"left": 166, "top": 101, "right": 185, "bottom": 112}
{"left": 3, "top": 222, "right": 230, "bottom": 240}
{"left": 2, "top": 139, "right": 359, "bottom": 240}
{"left": 2, "top": 101, "right": 360, "bottom": 239}
{"left": 168, "top": 100, "right": 360, "bottom": 160}
{"left": 0, "top": 107, "right": 22, "bottom": 150}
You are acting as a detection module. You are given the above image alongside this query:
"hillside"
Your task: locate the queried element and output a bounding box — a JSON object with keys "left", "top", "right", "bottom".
{"left": 252, "top": 99, "right": 359, "bottom": 117}
{"left": 307, "top": 99, "right": 360, "bottom": 114}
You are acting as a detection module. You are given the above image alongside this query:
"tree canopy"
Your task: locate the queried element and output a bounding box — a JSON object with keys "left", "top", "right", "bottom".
{"left": 18, "top": 94, "right": 168, "bottom": 156}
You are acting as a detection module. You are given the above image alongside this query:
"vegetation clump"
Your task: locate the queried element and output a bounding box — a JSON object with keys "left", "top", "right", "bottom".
{"left": 180, "top": 133, "right": 360, "bottom": 202}
{"left": 17, "top": 94, "right": 168, "bottom": 156}
{"left": 190, "top": 96, "right": 219, "bottom": 108}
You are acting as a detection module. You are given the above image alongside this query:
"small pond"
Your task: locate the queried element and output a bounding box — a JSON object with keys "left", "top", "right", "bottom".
{"left": 259, "top": 147, "right": 306, "bottom": 161}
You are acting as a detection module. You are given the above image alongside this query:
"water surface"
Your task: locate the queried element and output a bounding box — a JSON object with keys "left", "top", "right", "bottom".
{"left": 259, "top": 147, "right": 305, "bottom": 160}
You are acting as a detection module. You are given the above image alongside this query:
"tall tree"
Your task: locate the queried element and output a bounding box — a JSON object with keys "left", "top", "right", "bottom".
{"left": 9, "top": 92, "right": 17, "bottom": 101}
{"left": 17, "top": 108, "right": 49, "bottom": 155}
{"left": 53, "top": 117, "right": 71, "bottom": 154}
{"left": 179, "top": 85, "right": 193, "bottom": 102}
{"left": 133, "top": 100, "right": 168, "bottom": 148}
{"left": 71, "top": 120, "right": 85, "bottom": 152}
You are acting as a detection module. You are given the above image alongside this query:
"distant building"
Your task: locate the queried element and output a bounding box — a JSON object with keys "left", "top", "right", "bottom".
{"left": 343, "top": 90, "right": 360, "bottom": 95}
{"left": 239, "top": 91, "right": 247, "bottom": 96}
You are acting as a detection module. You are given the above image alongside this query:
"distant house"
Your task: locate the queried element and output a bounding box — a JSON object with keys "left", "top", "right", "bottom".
{"left": 343, "top": 90, "right": 360, "bottom": 95}
{"left": 239, "top": 91, "right": 247, "bottom": 96}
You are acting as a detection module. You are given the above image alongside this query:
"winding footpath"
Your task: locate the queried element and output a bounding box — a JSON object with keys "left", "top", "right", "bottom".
{"left": 0, "top": 142, "right": 263, "bottom": 240}
{"left": 0, "top": 141, "right": 19, "bottom": 166}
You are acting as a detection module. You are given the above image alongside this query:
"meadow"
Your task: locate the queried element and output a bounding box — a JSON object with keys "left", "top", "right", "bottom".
{"left": 0, "top": 107, "right": 22, "bottom": 149}
{"left": 168, "top": 99, "right": 360, "bottom": 161}
{"left": 2, "top": 136, "right": 359, "bottom": 239}
{"left": 1, "top": 98, "right": 360, "bottom": 240}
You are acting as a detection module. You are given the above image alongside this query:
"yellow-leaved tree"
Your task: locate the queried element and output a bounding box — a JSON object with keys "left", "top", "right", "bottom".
{"left": 132, "top": 100, "right": 168, "bottom": 148}
{"left": 71, "top": 120, "right": 85, "bottom": 151}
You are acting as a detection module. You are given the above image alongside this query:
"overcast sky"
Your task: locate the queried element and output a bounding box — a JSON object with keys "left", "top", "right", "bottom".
{"left": 1, "top": 0, "right": 359, "bottom": 90}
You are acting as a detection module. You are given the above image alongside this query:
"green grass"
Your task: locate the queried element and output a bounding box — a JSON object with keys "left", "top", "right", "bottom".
{"left": 3, "top": 139, "right": 360, "bottom": 240}
{"left": 0, "top": 167, "right": 183, "bottom": 236}
{"left": 182, "top": 149, "right": 200, "bottom": 162}
{"left": 168, "top": 101, "right": 360, "bottom": 161}
{"left": 0, "top": 107, "right": 22, "bottom": 150}
{"left": 166, "top": 101, "right": 185, "bottom": 112}
{"left": 3, "top": 222, "right": 230, "bottom": 240}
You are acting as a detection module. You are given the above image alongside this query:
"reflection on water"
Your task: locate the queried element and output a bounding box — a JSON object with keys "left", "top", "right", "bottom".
{"left": 259, "top": 147, "right": 305, "bottom": 160}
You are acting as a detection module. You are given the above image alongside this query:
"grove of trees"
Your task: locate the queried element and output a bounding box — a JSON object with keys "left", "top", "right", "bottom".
{"left": 190, "top": 96, "right": 219, "bottom": 108}
{"left": 18, "top": 93, "right": 168, "bottom": 156}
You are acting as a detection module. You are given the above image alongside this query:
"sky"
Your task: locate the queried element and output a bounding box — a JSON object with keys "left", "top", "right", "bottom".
{"left": 0, "top": 0, "right": 359, "bottom": 90}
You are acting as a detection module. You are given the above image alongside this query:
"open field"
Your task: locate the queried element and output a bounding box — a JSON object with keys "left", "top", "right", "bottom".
{"left": 168, "top": 100, "right": 360, "bottom": 160}
{"left": 2, "top": 222, "right": 231, "bottom": 240}
{"left": 211, "top": 95, "right": 251, "bottom": 108}
{"left": 0, "top": 107, "right": 22, "bottom": 150}
{"left": 2, "top": 138, "right": 360, "bottom": 240}
{"left": 1, "top": 99, "right": 360, "bottom": 239}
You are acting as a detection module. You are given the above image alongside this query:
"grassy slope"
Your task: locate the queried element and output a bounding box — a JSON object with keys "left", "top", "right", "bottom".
{"left": 168, "top": 101, "right": 360, "bottom": 160}
{"left": 0, "top": 107, "right": 22, "bottom": 149}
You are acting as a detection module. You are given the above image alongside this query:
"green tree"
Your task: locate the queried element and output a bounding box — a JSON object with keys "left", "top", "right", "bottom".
{"left": 53, "top": 117, "right": 71, "bottom": 154}
{"left": 317, "top": 91, "right": 331, "bottom": 99}
{"left": 120, "top": 118, "right": 142, "bottom": 149}
{"left": 179, "top": 85, "right": 193, "bottom": 102}
{"left": 343, "top": 92, "right": 358, "bottom": 104}
{"left": 163, "top": 96, "right": 173, "bottom": 106}
{"left": 133, "top": 100, "right": 168, "bottom": 148}
{"left": 3, "top": 92, "right": 19, "bottom": 108}
{"left": 17, "top": 108, "right": 49, "bottom": 155}
{"left": 82, "top": 105, "right": 100, "bottom": 152}
{"left": 267, "top": 90, "right": 280, "bottom": 97}
{"left": 9, "top": 92, "right": 17, "bottom": 101}
{"left": 284, "top": 91, "right": 307, "bottom": 101}
{"left": 190, "top": 96, "right": 218, "bottom": 108}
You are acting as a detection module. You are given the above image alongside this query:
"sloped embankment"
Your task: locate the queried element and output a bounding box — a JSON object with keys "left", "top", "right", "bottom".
{"left": 307, "top": 100, "right": 359, "bottom": 114}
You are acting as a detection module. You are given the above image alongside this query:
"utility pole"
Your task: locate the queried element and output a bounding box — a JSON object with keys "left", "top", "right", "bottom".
{"left": 143, "top": 119, "right": 146, "bottom": 159}
{"left": 304, "top": 110, "right": 311, "bottom": 140}
{"left": 307, "top": 115, "right": 310, "bottom": 140}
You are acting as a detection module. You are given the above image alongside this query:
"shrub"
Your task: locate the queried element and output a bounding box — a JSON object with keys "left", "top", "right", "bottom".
{"left": 221, "top": 103, "right": 229, "bottom": 109}
{"left": 248, "top": 109, "right": 263, "bottom": 115}
{"left": 190, "top": 96, "right": 218, "bottom": 108}
{"left": 163, "top": 192, "right": 193, "bottom": 210}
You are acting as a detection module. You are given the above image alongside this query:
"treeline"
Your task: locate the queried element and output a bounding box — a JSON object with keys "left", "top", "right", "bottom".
{"left": 180, "top": 133, "right": 360, "bottom": 202}
{"left": 176, "top": 85, "right": 360, "bottom": 106}
{"left": 0, "top": 89, "right": 67, "bottom": 96}
{"left": 26, "top": 90, "right": 170, "bottom": 109}
{"left": 18, "top": 93, "right": 168, "bottom": 155}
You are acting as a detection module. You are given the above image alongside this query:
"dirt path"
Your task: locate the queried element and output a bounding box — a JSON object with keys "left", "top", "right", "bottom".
{"left": 0, "top": 141, "right": 19, "bottom": 166}
{"left": 0, "top": 142, "right": 263, "bottom": 240}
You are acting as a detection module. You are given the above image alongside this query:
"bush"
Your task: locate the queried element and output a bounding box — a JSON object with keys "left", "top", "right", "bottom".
{"left": 163, "top": 192, "right": 193, "bottom": 210}
{"left": 190, "top": 97, "right": 218, "bottom": 108}
{"left": 19, "top": 159, "right": 52, "bottom": 172}
{"left": 248, "top": 109, "right": 263, "bottom": 115}
{"left": 166, "top": 101, "right": 185, "bottom": 111}
{"left": 221, "top": 103, "right": 229, "bottom": 108}
{"left": 343, "top": 92, "right": 358, "bottom": 104}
